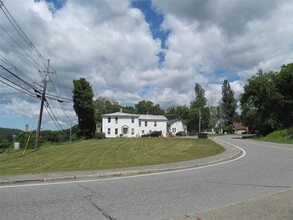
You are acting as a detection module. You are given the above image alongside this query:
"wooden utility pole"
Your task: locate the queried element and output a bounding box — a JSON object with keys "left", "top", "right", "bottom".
{"left": 199, "top": 107, "right": 201, "bottom": 133}
{"left": 35, "top": 59, "right": 50, "bottom": 148}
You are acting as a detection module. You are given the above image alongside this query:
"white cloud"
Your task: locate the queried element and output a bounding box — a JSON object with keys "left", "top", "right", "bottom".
{"left": 1, "top": 0, "right": 293, "bottom": 129}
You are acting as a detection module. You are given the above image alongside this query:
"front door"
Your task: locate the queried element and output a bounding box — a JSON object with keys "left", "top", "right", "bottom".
{"left": 122, "top": 127, "right": 128, "bottom": 135}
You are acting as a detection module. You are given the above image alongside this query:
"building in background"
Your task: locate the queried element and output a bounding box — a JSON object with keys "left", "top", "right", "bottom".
{"left": 102, "top": 110, "right": 168, "bottom": 138}
{"left": 167, "top": 119, "right": 187, "bottom": 136}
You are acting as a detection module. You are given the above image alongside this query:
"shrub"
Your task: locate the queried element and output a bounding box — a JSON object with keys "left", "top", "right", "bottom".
{"left": 223, "top": 124, "right": 234, "bottom": 134}
{"left": 287, "top": 128, "right": 293, "bottom": 139}
{"left": 96, "top": 132, "right": 106, "bottom": 139}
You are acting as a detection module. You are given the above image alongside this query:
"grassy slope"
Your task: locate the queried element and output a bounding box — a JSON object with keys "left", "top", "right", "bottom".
{"left": 0, "top": 138, "right": 225, "bottom": 175}
{"left": 258, "top": 129, "right": 293, "bottom": 144}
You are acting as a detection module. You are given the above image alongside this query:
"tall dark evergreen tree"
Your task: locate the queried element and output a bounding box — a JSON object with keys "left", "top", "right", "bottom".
{"left": 221, "top": 80, "right": 237, "bottom": 126}
{"left": 188, "top": 83, "right": 210, "bottom": 132}
{"left": 190, "top": 83, "right": 207, "bottom": 108}
{"left": 73, "top": 78, "right": 96, "bottom": 139}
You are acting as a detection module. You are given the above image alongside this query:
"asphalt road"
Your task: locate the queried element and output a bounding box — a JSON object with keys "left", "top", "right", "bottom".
{"left": 0, "top": 136, "right": 292, "bottom": 220}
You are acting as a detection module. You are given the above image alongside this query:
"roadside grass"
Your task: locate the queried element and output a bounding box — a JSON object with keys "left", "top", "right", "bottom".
{"left": 258, "top": 129, "right": 293, "bottom": 144}
{"left": 0, "top": 138, "right": 225, "bottom": 175}
{"left": 242, "top": 129, "right": 293, "bottom": 144}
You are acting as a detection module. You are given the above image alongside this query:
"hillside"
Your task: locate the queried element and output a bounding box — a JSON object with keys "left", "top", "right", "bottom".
{"left": 0, "top": 127, "right": 23, "bottom": 140}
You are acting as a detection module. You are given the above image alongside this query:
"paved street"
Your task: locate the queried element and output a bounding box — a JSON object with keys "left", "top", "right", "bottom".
{"left": 0, "top": 136, "right": 292, "bottom": 220}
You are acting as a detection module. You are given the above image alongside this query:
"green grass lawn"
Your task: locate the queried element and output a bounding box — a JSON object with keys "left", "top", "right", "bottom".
{"left": 258, "top": 129, "right": 293, "bottom": 144}
{"left": 0, "top": 138, "right": 225, "bottom": 175}
{"left": 242, "top": 129, "right": 293, "bottom": 144}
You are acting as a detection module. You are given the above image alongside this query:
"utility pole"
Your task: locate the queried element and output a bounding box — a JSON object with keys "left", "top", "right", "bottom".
{"left": 69, "top": 124, "right": 72, "bottom": 142}
{"left": 35, "top": 59, "right": 50, "bottom": 148}
{"left": 199, "top": 107, "right": 201, "bottom": 133}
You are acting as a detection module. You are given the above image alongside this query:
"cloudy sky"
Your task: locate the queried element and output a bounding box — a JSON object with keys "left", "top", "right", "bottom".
{"left": 0, "top": 0, "right": 292, "bottom": 131}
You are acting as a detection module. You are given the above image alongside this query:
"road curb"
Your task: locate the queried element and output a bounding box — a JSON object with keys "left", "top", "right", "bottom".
{"left": 0, "top": 139, "right": 244, "bottom": 186}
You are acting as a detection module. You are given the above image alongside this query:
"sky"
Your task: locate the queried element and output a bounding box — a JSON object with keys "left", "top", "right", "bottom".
{"left": 0, "top": 0, "right": 292, "bottom": 131}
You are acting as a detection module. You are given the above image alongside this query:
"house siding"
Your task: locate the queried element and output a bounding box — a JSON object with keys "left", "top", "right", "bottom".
{"left": 168, "top": 119, "right": 187, "bottom": 135}
{"left": 102, "top": 112, "right": 167, "bottom": 138}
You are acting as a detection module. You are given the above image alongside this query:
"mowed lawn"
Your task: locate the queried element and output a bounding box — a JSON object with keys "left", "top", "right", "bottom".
{"left": 0, "top": 138, "right": 225, "bottom": 175}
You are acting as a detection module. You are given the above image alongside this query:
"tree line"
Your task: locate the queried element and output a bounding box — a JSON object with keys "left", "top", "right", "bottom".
{"left": 73, "top": 63, "right": 292, "bottom": 139}
{"left": 72, "top": 78, "right": 238, "bottom": 138}
{"left": 1, "top": 63, "right": 291, "bottom": 150}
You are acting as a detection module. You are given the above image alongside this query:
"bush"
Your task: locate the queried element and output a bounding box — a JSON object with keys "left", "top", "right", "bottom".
{"left": 223, "top": 124, "right": 234, "bottom": 134}
{"left": 287, "top": 128, "right": 293, "bottom": 139}
{"left": 96, "top": 132, "right": 106, "bottom": 139}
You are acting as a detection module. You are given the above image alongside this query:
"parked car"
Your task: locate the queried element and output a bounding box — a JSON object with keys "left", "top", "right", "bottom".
{"left": 141, "top": 131, "right": 162, "bottom": 137}
{"left": 150, "top": 131, "right": 162, "bottom": 137}
{"left": 175, "top": 131, "right": 186, "bottom": 136}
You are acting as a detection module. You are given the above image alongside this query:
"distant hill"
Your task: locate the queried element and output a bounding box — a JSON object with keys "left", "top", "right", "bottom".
{"left": 0, "top": 127, "right": 23, "bottom": 141}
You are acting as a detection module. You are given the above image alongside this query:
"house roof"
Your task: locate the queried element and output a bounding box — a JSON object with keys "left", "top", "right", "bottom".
{"left": 102, "top": 112, "right": 140, "bottom": 117}
{"left": 102, "top": 112, "right": 167, "bottom": 121}
{"left": 139, "top": 114, "right": 167, "bottom": 121}
{"left": 233, "top": 122, "right": 246, "bottom": 130}
{"left": 167, "top": 118, "right": 180, "bottom": 126}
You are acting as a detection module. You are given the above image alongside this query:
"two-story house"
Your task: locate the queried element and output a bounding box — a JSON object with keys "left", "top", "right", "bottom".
{"left": 102, "top": 110, "right": 168, "bottom": 138}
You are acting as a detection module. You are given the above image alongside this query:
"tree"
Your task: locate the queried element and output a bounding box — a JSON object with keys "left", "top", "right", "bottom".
{"left": 93, "top": 96, "right": 122, "bottom": 123}
{"left": 240, "top": 68, "right": 290, "bottom": 135}
{"left": 135, "top": 100, "right": 164, "bottom": 115}
{"left": 275, "top": 63, "right": 293, "bottom": 127}
{"left": 221, "top": 80, "right": 237, "bottom": 127}
{"left": 73, "top": 78, "right": 96, "bottom": 139}
{"left": 209, "top": 106, "right": 221, "bottom": 131}
{"left": 189, "top": 83, "right": 210, "bottom": 133}
{"left": 165, "top": 105, "right": 190, "bottom": 125}
{"left": 190, "top": 83, "right": 207, "bottom": 108}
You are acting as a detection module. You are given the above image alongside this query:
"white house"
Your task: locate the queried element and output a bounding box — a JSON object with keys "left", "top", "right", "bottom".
{"left": 102, "top": 111, "right": 168, "bottom": 138}
{"left": 167, "top": 119, "right": 187, "bottom": 136}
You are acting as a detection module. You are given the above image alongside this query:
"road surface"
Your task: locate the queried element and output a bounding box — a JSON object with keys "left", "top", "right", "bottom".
{"left": 0, "top": 136, "right": 292, "bottom": 219}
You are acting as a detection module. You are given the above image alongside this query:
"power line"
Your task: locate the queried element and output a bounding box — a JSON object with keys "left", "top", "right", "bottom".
{"left": 0, "top": 1, "right": 47, "bottom": 66}
{"left": 0, "top": 1, "right": 75, "bottom": 138}
{"left": 0, "top": 24, "right": 44, "bottom": 71}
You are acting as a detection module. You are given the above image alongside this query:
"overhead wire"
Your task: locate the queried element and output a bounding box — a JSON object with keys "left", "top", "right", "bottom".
{"left": 0, "top": 24, "right": 44, "bottom": 71}
{"left": 0, "top": 1, "right": 47, "bottom": 67}
{"left": 0, "top": 1, "right": 75, "bottom": 130}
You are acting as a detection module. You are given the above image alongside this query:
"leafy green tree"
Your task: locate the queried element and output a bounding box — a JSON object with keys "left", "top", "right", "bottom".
{"left": 122, "top": 106, "right": 136, "bottom": 114}
{"left": 135, "top": 100, "right": 164, "bottom": 115}
{"left": 275, "top": 63, "right": 293, "bottom": 127}
{"left": 221, "top": 80, "right": 237, "bottom": 126}
{"left": 73, "top": 78, "right": 96, "bottom": 139}
{"left": 165, "top": 105, "right": 190, "bottom": 125}
{"left": 93, "top": 96, "right": 122, "bottom": 123}
{"left": 165, "top": 106, "right": 177, "bottom": 120}
{"left": 240, "top": 70, "right": 283, "bottom": 135}
{"left": 209, "top": 106, "right": 221, "bottom": 129}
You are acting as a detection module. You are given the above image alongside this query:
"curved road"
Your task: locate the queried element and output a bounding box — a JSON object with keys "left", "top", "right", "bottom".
{"left": 0, "top": 136, "right": 292, "bottom": 219}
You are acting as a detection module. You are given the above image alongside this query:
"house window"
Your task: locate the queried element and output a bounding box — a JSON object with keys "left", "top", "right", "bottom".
{"left": 108, "top": 117, "right": 111, "bottom": 123}
{"left": 139, "top": 120, "right": 141, "bottom": 127}
{"left": 149, "top": 130, "right": 151, "bottom": 133}
{"left": 115, "top": 128, "right": 118, "bottom": 135}
{"left": 131, "top": 118, "right": 134, "bottom": 123}
{"left": 145, "top": 121, "right": 147, "bottom": 126}
{"left": 142, "top": 130, "right": 144, "bottom": 134}
{"left": 131, "top": 128, "right": 134, "bottom": 135}
{"left": 108, "top": 128, "right": 111, "bottom": 135}
{"left": 154, "top": 121, "right": 157, "bottom": 127}
{"left": 115, "top": 117, "right": 118, "bottom": 124}
{"left": 172, "top": 128, "right": 176, "bottom": 133}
